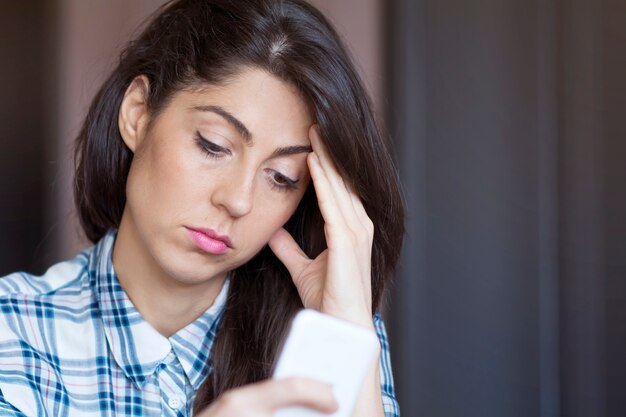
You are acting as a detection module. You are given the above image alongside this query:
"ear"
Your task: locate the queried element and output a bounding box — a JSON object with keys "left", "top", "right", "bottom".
{"left": 118, "top": 75, "right": 150, "bottom": 153}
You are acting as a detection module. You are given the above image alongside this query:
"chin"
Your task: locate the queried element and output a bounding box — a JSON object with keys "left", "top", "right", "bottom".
{"left": 170, "top": 267, "right": 226, "bottom": 286}
{"left": 155, "top": 250, "right": 224, "bottom": 286}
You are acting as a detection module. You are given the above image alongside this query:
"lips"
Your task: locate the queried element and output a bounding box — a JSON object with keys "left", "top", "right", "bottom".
{"left": 185, "top": 227, "right": 232, "bottom": 255}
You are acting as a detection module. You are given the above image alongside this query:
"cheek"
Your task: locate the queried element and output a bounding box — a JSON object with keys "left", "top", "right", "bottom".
{"left": 127, "top": 139, "right": 198, "bottom": 219}
{"left": 253, "top": 190, "right": 306, "bottom": 234}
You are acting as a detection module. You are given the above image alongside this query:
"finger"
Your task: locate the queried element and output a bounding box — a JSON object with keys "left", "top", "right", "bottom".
{"left": 307, "top": 151, "right": 347, "bottom": 232}
{"left": 266, "top": 378, "right": 338, "bottom": 413}
{"left": 308, "top": 125, "right": 352, "bottom": 196}
{"left": 242, "top": 378, "right": 338, "bottom": 413}
{"left": 268, "top": 228, "right": 309, "bottom": 278}
{"left": 308, "top": 126, "right": 357, "bottom": 220}
{"left": 308, "top": 126, "right": 338, "bottom": 175}
{"left": 348, "top": 188, "right": 374, "bottom": 236}
{"left": 309, "top": 126, "right": 372, "bottom": 236}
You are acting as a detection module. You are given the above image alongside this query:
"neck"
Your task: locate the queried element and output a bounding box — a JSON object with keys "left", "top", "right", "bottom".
{"left": 111, "top": 213, "right": 227, "bottom": 338}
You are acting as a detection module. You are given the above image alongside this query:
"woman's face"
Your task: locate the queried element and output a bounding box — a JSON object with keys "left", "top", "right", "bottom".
{"left": 118, "top": 68, "right": 313, "bottom": 286}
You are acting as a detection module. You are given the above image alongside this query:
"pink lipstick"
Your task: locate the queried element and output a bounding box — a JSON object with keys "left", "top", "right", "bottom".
{"left": 185, "top": 227, "right": 232, "bottom": 255}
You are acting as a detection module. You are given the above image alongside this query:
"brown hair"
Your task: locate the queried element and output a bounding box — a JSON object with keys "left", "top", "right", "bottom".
{"left": 73, "top": 0, "right": 404, "bottom": 412}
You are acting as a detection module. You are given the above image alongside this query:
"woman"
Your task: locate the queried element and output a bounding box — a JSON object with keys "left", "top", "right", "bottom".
{"left": 0, "top": 0, "right": 404, "bottom": 416}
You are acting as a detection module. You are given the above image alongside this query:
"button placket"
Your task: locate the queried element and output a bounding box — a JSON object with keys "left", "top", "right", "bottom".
{"left": 168, "top": 397, "right": 183, "bottom": 410}
{"left": 158, "top": 351, "right": 188, "bottom": 416}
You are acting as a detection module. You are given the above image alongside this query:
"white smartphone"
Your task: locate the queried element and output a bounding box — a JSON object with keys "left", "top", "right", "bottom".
{"left": 272, "top": 309, "right": 379, "bottom": 417}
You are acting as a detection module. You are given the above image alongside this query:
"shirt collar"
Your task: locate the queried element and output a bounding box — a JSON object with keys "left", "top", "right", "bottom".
{"left": 169, "top": 286, "right": 227, "bottom": 391}
{"left": 90, "top": 230, "right": 229, "bottom": 390}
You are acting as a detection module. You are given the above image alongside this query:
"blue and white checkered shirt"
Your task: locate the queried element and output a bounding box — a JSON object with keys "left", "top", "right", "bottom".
{"left": 0, "top": 231, "right": 399, "bottom": 416}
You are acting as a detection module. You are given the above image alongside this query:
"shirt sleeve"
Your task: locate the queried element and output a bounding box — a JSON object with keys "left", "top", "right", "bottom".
{"left": 0, "top": 390, "right": 28, "bottom": 417}
{"left": 373, "top": 313, "right": 400, "bottom": 417}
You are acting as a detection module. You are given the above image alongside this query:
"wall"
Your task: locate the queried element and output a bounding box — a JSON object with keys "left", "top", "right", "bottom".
{"left": 385, "top": 0, "right": 626, "bottom": 415}
{"left": 0, "top": 2, "right": 51, "bottom": 275}
{"left": 50, "top": 0, "right": 169, "bottom": 259}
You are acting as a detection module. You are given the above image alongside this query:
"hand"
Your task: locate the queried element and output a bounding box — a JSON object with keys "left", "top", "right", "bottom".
{"left": 197, "top": 377, "right": 337, "bottom": 416}
{"left": 269, "top": 125, "right": 375, "bottom": 328}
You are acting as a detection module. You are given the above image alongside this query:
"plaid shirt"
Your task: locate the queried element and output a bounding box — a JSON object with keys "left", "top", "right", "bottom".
{"left": 0, "top": 231, "right": 399, "bottom": 416}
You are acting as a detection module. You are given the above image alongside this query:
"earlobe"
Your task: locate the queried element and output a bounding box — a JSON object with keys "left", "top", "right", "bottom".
{"left": 118, "top": 75, "right": 150, "bottom": 153}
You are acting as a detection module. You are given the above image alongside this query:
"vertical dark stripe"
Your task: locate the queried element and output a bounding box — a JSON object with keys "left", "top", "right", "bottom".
{"left": 536, "top": 0, "right": 561, "bottom": 415}
{"left": 384, "top": 0, "right": 426, "bottom": 414}
{"left": 558, "top": 0, "right": 606, "bottom": 415}
{"left": 602, "top": 0, "right": 626, "bottom": 415}
{"left": 0, "top": 0, "right": 49, "bottom": 275}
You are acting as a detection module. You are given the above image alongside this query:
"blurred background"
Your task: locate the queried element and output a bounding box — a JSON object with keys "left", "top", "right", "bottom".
{"left": 1, "top": 0, "right": 624, "bottom": 416}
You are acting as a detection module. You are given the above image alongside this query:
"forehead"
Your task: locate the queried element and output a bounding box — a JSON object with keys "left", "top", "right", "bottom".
{"left": 174, "top": 69, "right": 314, "bottom": 143}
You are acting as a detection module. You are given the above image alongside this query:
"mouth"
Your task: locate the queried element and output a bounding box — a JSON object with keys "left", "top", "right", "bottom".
{"left": 185, "top": 227, "right": 233, "bottom": 255}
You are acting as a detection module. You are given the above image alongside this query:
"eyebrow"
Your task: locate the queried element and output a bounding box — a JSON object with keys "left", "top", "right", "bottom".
{"left": 192, "top": 105, "right": 252, "bottom": 144}
{"left": 270, "top": 145, "right": 313, "bottom": 158}
{"left": 191, "top": 104, "right": 312, "bottom": 157}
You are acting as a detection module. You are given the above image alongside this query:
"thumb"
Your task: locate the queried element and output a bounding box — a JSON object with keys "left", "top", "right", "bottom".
{"left": 268, "top": 228, "right": 309, "bottom": 278}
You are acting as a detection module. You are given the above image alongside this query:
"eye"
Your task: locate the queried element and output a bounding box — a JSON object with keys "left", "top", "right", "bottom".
{"left": 266, "top": 169, "right": 299, "bottom": 192}
{"left": 194, "top": 132, "right": 231, "bottom": 158}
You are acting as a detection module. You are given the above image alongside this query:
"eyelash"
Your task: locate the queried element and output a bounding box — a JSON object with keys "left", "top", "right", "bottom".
{"left": 194, "top": 133, "right": 230, "bottom": 158}
{"left": 266, "top": 169, "right": 299, "bottom": 192}
{"left": 193, "top": 133, "right": 299, "bottom": 192}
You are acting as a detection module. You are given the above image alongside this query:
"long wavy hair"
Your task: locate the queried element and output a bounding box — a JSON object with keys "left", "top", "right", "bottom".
{"left": 73, "top": 0, "right": 404, "bottom": 412}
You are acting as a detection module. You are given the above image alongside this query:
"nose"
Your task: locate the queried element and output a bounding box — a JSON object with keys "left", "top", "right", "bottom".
{"left": 210, "top": 170, "right": 254, "bottom": 218}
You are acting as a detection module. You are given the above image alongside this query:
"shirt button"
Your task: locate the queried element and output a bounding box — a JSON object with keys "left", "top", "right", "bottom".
{"left": 168, "top": 397, "right": 183, "bottom": 410}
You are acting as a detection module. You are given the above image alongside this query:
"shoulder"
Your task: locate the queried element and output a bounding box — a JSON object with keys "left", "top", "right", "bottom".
{"left": 373, "top": 312, "right": 401, "bottom": 417}
{"left": 0, "top": 249, "right": 96, "bottom": 417}
{"left": 0, "top": 247, "right": 96, "bottom": 342}
{"left": 373, "top": 313, "right": 390, "bottom": 346}
{"left": 0, "top": 250, "right": 90, "bottom": 298}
